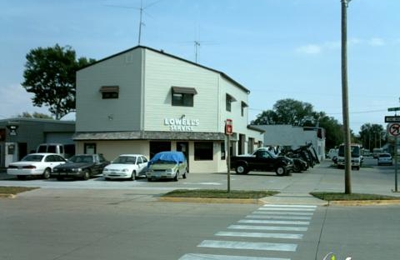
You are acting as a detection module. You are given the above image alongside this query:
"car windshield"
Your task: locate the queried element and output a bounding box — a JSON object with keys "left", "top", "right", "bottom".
{"left": 69, "top": 155, "right": 93, "bottom": 163}
{"left": 152, "top": 160, "right": 176, "bottom": 165}
{"left": 113, "top": 156, "right": 136, "bottom": 164}
{"left": 21, "top": 155, "right": 44, "bottom": 162}
{"left": 379, "top": 154, "right": 390, "bottom": 158}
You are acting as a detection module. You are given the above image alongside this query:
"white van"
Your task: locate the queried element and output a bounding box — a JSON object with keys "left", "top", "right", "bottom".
{"left": 36, "top": 143, "right": 75, "bottom": 159}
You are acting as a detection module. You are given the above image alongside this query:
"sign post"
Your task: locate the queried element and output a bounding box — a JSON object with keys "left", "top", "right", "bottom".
{"left": 388, "top": 123, "right": 400, "bottom": 192}
{"left": 387, "top": 105, "right": 400, "bottom": 192}
{"left": 225, "top": 119, "right": 233, "bottom": 193}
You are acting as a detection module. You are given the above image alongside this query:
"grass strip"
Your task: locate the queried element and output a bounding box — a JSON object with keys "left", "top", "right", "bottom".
{"left": 0, "top": 186, "right": 38, "bottom": 195}
{"left": 163, "top": 189, "right": 278, "bottom": 199}
{"left": 310, "top": 192, "right": 400, "bottom": 201}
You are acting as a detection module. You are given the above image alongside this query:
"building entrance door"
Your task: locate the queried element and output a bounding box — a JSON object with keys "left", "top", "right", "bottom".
{"left": 177, "top": 142, "right": 189, "bottom": 172}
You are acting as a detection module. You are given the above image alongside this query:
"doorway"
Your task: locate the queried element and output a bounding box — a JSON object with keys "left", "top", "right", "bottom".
{"left": 177, "top": 142, "right": 189, "bottom": 172}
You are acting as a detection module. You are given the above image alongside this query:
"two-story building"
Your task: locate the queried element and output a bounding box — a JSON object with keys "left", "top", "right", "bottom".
{"left": 73, "top": 46, "right": 264, "bottom": 173}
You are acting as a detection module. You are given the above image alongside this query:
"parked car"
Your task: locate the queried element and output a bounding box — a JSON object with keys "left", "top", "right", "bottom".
{"left": 230, "top": 148, "right": 294, "bottom": 176}
{"left": 146, "top": 151, "right": 188, "bottom": 181}
{"left": 51, "top": 154, "right": 109, "bottom": 180}
{"left": 103, "top": 154, "right": 149, "bottom": 180}
{"left": 7, "top": 153, "right": 67, "bottom": 180}
{"left": 377, "top": 153, "right": 393, "bottom": 166}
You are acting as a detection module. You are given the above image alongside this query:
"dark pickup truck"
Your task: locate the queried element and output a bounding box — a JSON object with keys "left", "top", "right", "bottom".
{"left": 51, "top": 154, "right": 109, "bottom": 180}
{"left": 230, "top": 148, "right": 294, "bottom": 176}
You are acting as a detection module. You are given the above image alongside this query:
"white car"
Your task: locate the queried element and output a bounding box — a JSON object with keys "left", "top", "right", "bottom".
{"left": 7, "top": 153, "right": 67, "bottom": 180}
{"left": 103, "top": 154, "right": 149, "bottom": 180}
{"left": 377, "top": 153, "right": 393, "bottom": 166}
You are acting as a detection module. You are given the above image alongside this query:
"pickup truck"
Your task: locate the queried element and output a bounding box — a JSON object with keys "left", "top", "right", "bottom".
{"left": 230, "top": 148, "right": 294, "bottom": 176}
{"left": 51, "top": 154, "right": 109, "bottom": 180}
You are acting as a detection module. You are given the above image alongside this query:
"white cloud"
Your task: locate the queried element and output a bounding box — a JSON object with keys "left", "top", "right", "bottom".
{"left": 368, "top": 37, "right": 385, "bottom": 46}
{"left": 296, "top": 44, "right": 322, "bottom": 54}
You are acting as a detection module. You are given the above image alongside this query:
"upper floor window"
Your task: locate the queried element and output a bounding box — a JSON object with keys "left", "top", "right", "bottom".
{"left": 241, "top": 101, "right": 248, "bottom": 117}
{"left": 171, "top": 86, "right": 197, "bottom": 107}
{"left": 100, "top": 86, "right": 119, "bottom": 99}
{"left": 226, "top": 93, "right": 236, "bottom": 112}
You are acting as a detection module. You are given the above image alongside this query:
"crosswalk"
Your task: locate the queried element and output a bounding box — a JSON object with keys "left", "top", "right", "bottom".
{"left": 178, "top": 204, "right": 317, "bottom": 260}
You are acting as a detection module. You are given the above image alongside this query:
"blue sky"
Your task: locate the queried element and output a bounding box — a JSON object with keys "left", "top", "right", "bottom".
{"left": 1, "top": 0, "right": 399, "bottom": 133}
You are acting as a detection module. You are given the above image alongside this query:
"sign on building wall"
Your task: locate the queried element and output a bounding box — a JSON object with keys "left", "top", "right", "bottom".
{"left": 164, "top": 117, "right": 199, "bottom": 131}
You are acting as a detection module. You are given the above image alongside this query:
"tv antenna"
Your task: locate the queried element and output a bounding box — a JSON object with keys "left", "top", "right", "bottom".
{"left": 105, "top": 0, "right": 162, "bottom": 45}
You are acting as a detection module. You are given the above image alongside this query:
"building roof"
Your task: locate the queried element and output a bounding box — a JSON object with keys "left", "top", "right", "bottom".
{"left": 78, "top": 45, "right": 250, "bottom": 94}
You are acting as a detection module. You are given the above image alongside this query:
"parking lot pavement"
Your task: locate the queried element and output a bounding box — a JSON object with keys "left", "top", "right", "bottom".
{"left": 2, "top": 159, "right": 400, "bottom": 202}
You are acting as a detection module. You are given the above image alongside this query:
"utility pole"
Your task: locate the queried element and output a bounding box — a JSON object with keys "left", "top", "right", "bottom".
{"left": 341, "top": 0, "right": 352, "bottom": 194}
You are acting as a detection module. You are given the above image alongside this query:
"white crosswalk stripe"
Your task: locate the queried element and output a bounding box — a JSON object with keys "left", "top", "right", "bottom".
{"left": 216, "top": 231, "right": 303, "bottom": 239}
{"left": 179, "top": 253, "right": 291, "bottom": 260}
{"left": 178, "top": 204, "right": 317, "bottom": 260}
{"left": 198, "top": 240, "right": 298, "bottom": 252}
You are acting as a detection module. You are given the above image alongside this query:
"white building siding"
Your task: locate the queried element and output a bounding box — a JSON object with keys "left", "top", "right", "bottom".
{"left": 143, "top": 49, "right": 221, "bottom": 132}
{"left": 76, "top": 50, "right": 143, "bottom": 132}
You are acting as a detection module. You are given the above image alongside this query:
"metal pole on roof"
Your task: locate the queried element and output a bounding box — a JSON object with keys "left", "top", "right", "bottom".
{"left": 341, "top": 0, "right": 352, "bottom": 194}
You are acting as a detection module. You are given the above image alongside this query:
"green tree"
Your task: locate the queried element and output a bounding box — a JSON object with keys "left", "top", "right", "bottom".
{"left": 252, "top": 99, "right": 314, "bottom": 126}
{"left": 22, "top": 44, "right": 95, "bottom": 120}
{"left": 359, "top": 123, "right": 385, "bottom": 151}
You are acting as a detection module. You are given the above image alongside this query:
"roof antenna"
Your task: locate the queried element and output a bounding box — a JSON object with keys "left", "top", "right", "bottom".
{"left": 105, "top": 0, "right": 162, "bottom": 46}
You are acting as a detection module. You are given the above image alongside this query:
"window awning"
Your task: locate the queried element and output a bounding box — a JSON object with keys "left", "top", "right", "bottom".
{"left": 241, "top": 101, "right": 248, "bottom": 107}
{"left": 172, "top": 86, "right": 197, "bottom": 95}
{"left": 226, "top": 93, "right": 237, "bottom": 102}
{"left": 99, "top": 86, "right": 119, "bottom": 93}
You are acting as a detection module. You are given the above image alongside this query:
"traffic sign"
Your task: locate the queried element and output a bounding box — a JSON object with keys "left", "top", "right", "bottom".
{"left": 388, "top": 123, "right": 400, "bottom": 137}
{"left": 385, "top": 116, "right": 400, "bottom": 123}
{"left": 388, "top": 107, "right": 400, "bottom": 112}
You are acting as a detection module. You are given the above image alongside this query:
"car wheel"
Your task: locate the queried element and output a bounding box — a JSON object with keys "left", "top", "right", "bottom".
{"left": 42, "top": 168, "right": 51, "bottom": 179}
{"left": 173, "top": 172, "right": 178, "bottom": 181}
{"left": 130, "top": 171, "right": 136, "bottom": 181}
{"left": 105, "top": 177, "right": 111, "bottom": 181}
{"left": 183, "top": 170, "right": 187, "bottom": 179}
{"left": 17, "top": 175, "right": 26, "bottom": 180}
{"left": 275, "top": 166, "right": 287, "bottom": 176}
{"left": 235, "top": 164, "right": 248, "bottom": 174}
{"left": 82, "top": 170, "right": 90, "bottom": 180}
{"left": 147, "top": 178, "right": 152, "bottom": 182}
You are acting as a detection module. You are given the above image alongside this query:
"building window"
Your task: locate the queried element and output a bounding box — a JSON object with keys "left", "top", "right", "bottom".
{"left": 149, "top": 141, "right": 171, "bottom": 159}
{"left": 84, "top": 143, "right": 96, "bottom": 154}
{"left": 194, "top": 142, "right": 213, "bottom": 161}
{"left": 241, "top": 101, "right": 248, "bottom": 117}
{"left": 171, "top": 86, "right": 197, "bottom": 107}
{"left": 100, "top": 86, "right": 119, "bottom": 99}
{"left": 226, "top": 94, "right": 236, "bottom": 112}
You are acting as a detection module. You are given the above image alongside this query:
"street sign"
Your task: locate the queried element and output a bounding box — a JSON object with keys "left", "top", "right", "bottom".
{"left": 385, "top": 116, "right": 400, "bottom": 123}
{"left": 388, "top": 107, "right": 400, "bottom": 112}
{"left": 388, "top": 123, "right": 400, "bottom": 137}
{"left": 225, "top": 119, "right": 233, "bottom": 135}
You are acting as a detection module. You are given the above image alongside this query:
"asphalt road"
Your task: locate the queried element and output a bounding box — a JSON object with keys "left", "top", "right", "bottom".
{"left": 1, "top": 158, "right": 400, "bottom": 260}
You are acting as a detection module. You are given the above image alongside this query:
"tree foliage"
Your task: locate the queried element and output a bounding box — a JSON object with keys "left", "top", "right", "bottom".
{"left": 358, "top": 123, "right": 385, "bottom": 150}
{"left": 22, "top": 44, "right": 95, "bottom": 120}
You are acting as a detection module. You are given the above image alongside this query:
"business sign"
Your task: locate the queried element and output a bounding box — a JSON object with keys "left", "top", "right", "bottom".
{"left": 164, "top": 118, "right": 199, "bottom": 131}
{"left": 385, "top": 116, "right": 400, "bottom": 123}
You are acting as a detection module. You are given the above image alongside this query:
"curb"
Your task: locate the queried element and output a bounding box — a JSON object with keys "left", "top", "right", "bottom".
{"left": 329, "top": 199, "right": 400, "bottom": 206}
{"left": 0, "top": 193, "right": 16, "bottom": 199}
{"left": 158, "top": 197, "right": 264, "bottom": 204}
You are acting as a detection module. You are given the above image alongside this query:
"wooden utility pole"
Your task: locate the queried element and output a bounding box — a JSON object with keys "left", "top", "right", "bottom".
{"left": 341, "top": 0, "right": 352, "bottom": 194}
